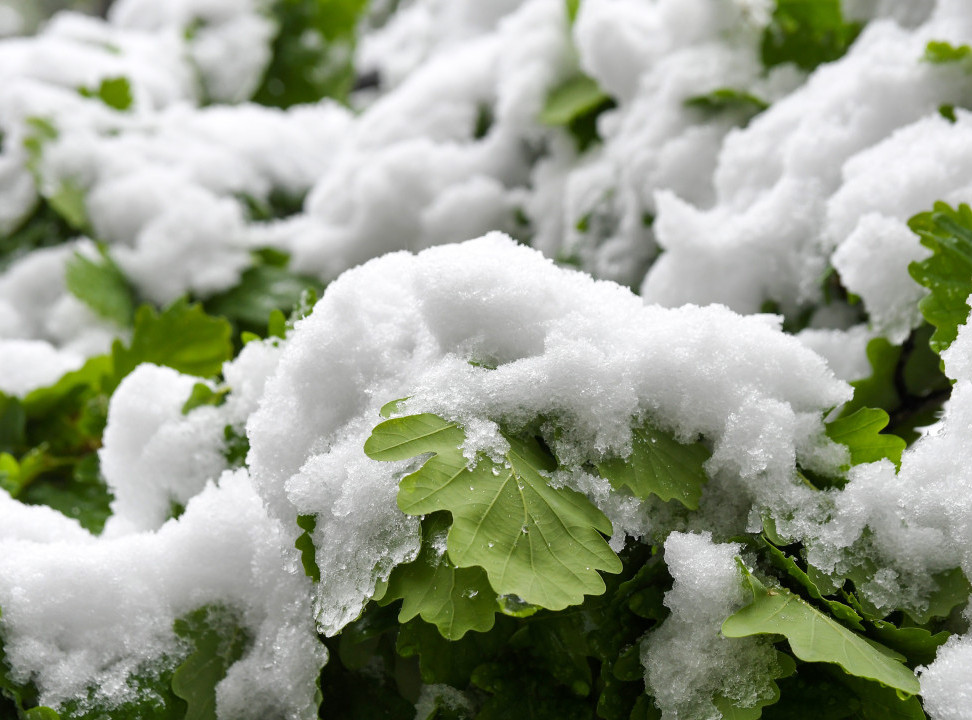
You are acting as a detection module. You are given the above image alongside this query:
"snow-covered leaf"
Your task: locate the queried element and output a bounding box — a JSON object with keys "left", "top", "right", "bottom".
{"left": 365, "top": 413, "right": 622, "bottom": 610}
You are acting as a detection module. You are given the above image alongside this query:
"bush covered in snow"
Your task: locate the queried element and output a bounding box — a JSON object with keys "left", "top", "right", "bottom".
{"left": 4, "top": 0, "right": 972, "bottom": 718}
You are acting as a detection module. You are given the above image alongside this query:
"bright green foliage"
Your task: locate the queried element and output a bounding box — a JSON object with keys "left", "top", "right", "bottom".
{"left": 924, "top": 40, "right": 972, "bottom": 64}
{"left": 171, "top": 605, "right": 250, "bottom": 720}
{"left": 843, "top": 337, "right": 902, "bottom": 415}
{"left": 825, "top": 408, "right": 905, "bottom": 470}
{"left": 1, "top": 355, "right": 113, "bottom": 533}
{"left": 565, "top": 0, "right": 580, "bottom": 24}
{"left": 596, "top": 421, "right": 710, "bottom": 510}
{"left": 761, "top": 0, "right": 862, "bottom": 71}
{"left": 181, "top": 383, "right": 230, "bottom": 415}
{"left": 23, "top": 117, "right": 57, "bottom": 177}
{"left": 78, "top": 77, "right": 133, "bottom": 111}
{"left": 253, "top": 0, "right": 369, "bottom": 107}
{"left": 378, "top": 513, "right": 499, "bottom": 639}
{"left": 65, "top": 248, "right": 136, "bottom": 327}
{"left": 539, "top": 74, "right": 616, "bottom": 152}
{"left": 295, "top": 514, "right": 322, "bottom": 583}
{"left": 16, "top": 453, "right": 112, "bottom": 534}
{"left": 684, "top": 88, "right": 769, "bottom": 125}
{"left": 760, "top": 536, "right": 864, "bottom": 630}
{"left": 1, "top": 300, "right": 233, "bottom": 531}
{"left": 204, "top": 263, "right": 324, "bottom": 336}
{"left": 908, "top": 201, "right": 972, "bottom": 354}
{"left": 723, "top": 563, "right": 921, "bottom": 696}
{"left": 364, "top": 413, "right": 622, "bottom": 610}
{"left": 47, "top": 180, "right": 88, "bottom": 234}
{"left": 222, "top": 425, "right": 249, "bottom": 469}
{"left": 904, "top": 567, "right": 971, "bottom": 625}
{"left": 868, "top": 621, "right": 949, "bottom": 667}
{"left": 112, "top": 299, "right": 233, "bottom": 381}
{"left": 539, "top": 75, "right": 609, "bottom": 125}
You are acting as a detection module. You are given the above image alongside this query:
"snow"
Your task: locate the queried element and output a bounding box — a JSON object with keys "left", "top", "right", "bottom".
{"left": 641, "top": 532, "right": 781, "bottom": 720}
{"left": 0, "top": 471, "right": 324, "bottom": 719}
{"left": 248, "top": 234, "right": 850, "bottom": 634}
{"left": 2, "top": 0, "right": 972, "bottom": 716}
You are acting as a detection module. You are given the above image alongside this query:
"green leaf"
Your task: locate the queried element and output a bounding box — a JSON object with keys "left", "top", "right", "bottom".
{"left": 825, "top": 408, "right": 905, "bottom": 470}
{"left": 253, "top": 0, "right": 369, "bottom": 107}
{"left": 78, "top": 76, "right": 133, "bottom": 111}
{"left": 380, "top": 513, "right": 498, "bottom": 639}
{"left": 596, "top": 421, "right": 709, "bottom": 509}
{"left": 17, "top": 453, "right": 112, "bottom": 534}
{"left": 181, "top": 383, "right": 229, "bottom": 415}
{"left": 539, "top": 74, "right": 616, "bottom": 152}
{"left": 364, "top": 413, "right": 622, "bottom": 610}
{"left": 759, "top": 662, "right": 923, "bottom": 719}
{"left": 760, "top": 536, "right": 864, "bottom": 631}
{"left": 65, "top": 249, "right": 136, "bottom": 327}
{"left": 540, "top": 75, "right": 610, "bottom": 126}
{"left": 924, "top": 40, "right": 972, "bottom": 64}
{"left": 379, "top": 397, "right": 410, "bottom": 419}
{"left": 842, "top": 338, "right": 902, "bottom": 417}
{"left": 204, "top": 264, "right": 324, "bottom": 335}
{"left": 0, "top": 393, "right": 26, "bottom": 455}
{"left": 722, "top": 564, "right": 920, "bottom": 696}
{"left": 295, "top": 514, "right": 321, "bottom": 583}
{"left": 904, "top": 567, "right": 971, "bottom": 625}
{"left": 684, "top": 88, "right": 768, "bottom": 124}
{"left": 867, "top": 621, "right": 949, "bottom": 667}
{"left": 222, "top": 425, "right": 249, "bottom": 469}
{"left": 171, "top": 605, "right": 250, "bottom": 720}
{"left": 23, "top": 117, "right": 57, "bottom": 178}
{"left": 908, "top": 202, "right": 972, "bottom": 355}
{"left": 761, "top": 0, "right": 862, "bottom": 71}
{"left": 48, "top": 180, "right": 89, "bottom": 233}
{"left": 22, "top": 355, "right": 112, "bottom": 418}
{"left": 112, "top": 299, "right": 233, "bottom": 381}
{"left": 565, "top": 0, "right": 580, "bottom": 24}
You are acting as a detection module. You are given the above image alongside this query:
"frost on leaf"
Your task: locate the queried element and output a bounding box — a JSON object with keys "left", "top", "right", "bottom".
{"left": 364, "top": 413, "right": 622, "bottom": 611}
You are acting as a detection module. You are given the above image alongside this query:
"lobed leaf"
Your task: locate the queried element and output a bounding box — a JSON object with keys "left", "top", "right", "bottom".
{"left": 379, "top": 513, "right": 498, "bottom": 639}
{"left": 365, "top": 413, "right": 622, "bottom": 610}
{"left": 112, "top": 299, "right": 233, "bottom": 382}
{"left": 908, "top": 201, "right": 972, "bottom": 355}
{"left": 722, "top": 564, "right": 920, "bottom": 696}
{"left": 65, "top": 248, "right": 136, "bottom": 327}
{"left": 825, "top": 407, "right": 905, "bottom": 470}
{"left": 596, "top": 421, "right": 709, "bottom": 509}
